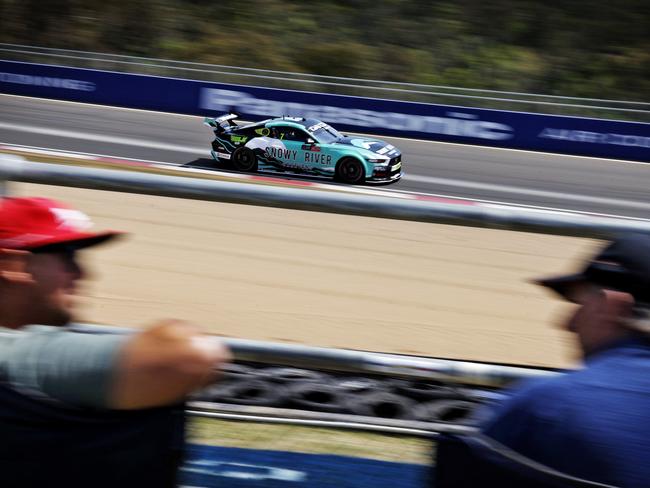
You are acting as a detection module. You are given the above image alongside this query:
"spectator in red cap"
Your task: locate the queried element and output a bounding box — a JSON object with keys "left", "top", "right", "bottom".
{"left": 0, "top": 196, "right": 230, "bottom": 408}
{"left": 480, "top": 233, "right": 650, "bottom": 487}
{"left": 0, "top": 196, "right": 231, "bottom": 486}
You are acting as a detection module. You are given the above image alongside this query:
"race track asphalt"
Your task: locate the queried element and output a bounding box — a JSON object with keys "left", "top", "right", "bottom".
{"left": 2, "top": 94, "right": 649, "bottom": 219}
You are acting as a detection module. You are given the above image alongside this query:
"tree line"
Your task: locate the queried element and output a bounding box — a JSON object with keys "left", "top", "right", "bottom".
{"left": 1, "top": 0, "right": 648, "bottom": 101}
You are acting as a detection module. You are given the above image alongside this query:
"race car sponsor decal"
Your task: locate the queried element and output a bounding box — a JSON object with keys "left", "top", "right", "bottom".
{"left": 377, "top": 144, "right": 395, "bottom": 155}
{"left": 266, "top": 146, "right": 298, "bottom": 160}
{"left": 244, "top": 136, "right": 291, "bottom": 168}
{"left": 281, "top": 162, "right": 313, "bottom": 170}
{"left": 245, "top": 137, "right": 332, "bottom": 165}
{"left": 307, "top": 121, "right": 328, "bottom": 132}
{"left": 303, "top": 152, "right": 332, "bottom": 165}
{"left": 245, "top": 136, "right": 285, "bottom": 153}
{"left": 215, "top": 152, "right": 231, "bottom": 159}
{"left": 347, "top": 138, "right": 398, "bottom": 157}
{"left": 231, "top": 135, "right": 248, "bottom": 144}
{"left": 302, "top": 144, "right": 321, "bottom": 151}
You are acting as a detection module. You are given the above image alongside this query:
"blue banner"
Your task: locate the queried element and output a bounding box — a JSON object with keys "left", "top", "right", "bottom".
{"left": 1, "top": 60, "right": 648, "bottom": 162}
{"left": 180, "top": 444, "right": 428, "bottom": 488}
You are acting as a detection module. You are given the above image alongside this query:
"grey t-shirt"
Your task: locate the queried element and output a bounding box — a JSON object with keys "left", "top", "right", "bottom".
{"left": 0, "top": 325, "right": 128, "bottom": 408}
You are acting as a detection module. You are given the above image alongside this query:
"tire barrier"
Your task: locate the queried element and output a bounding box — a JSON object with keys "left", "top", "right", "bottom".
{"left": 207, "top": 379, "right": 288, "bottom": 407}
{"left": 284, "top": 381, "right": 347, "bottom": 414}
{"left": 334, "top": 376, "right": 383, "bottom": 394}
{"left": 192, "top": 362, "right": 499, "bottom": 425}
{"left": 389, "top": 379, "right": 459, "bottom": 401}
{"left": 412, "top": 399, "right": 481, "bottom": 425}
{"left": 344, "top": 391, "right": 416, "bottom": 420}
{"left": 220, "top": 363, "right": 257, "bottom": 381}
{"left": 255, "top": 366, "right": 331, "bottom": 384}
{"left": 189, "top": 364, "right": 259, "bottom": 401}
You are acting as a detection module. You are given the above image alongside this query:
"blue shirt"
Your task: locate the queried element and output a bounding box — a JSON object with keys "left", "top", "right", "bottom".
{"left": 481, "top": 337, "right": 650, "bottom": 488}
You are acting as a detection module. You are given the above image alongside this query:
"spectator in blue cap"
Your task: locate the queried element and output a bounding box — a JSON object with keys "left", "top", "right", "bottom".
{"left": 480, "top": 233, "right": 650, "bottom": 487}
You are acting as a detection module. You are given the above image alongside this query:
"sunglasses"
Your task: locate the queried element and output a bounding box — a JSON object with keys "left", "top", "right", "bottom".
{"left": 30, "top": 244, "right": 80, "bottom": 267}
{"left": 564, "top": 282, "right": 603, "bottom": 305}
{"left": 31, "top": 243, "right": 79, "bottom": 254}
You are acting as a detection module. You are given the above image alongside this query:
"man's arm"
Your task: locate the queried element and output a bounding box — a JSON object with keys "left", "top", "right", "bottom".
{"left": 109, "top": 320, "right": 231, "bottom": 409}
{"left": 4, "top": 320, "right": 231, "bottom": 410}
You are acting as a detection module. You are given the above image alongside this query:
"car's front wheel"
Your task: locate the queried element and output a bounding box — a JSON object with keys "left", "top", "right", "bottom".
{"left": 231, "top": 147, "right": 258, "bottom": 173}
{"left": 335, "top": 157, "right": 365, "bottom": 184}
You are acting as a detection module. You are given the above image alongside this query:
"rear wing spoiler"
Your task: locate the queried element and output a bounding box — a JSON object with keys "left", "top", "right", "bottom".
{"left": 203, "top": 113, "right": 240, "bottom": 132}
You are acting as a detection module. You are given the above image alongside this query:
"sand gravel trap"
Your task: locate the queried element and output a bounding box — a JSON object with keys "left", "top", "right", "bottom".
{"left": 15, "top": 182, "right": 601, "bottom": 368}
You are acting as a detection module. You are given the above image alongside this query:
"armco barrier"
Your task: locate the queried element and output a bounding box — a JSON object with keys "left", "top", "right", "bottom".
{"left": 1, "top": 60, "right": 648, "bottom": 162}
{"left": 2, "top": 157, "right": 650, "bottom": 239}
{"left": 69, "top": 323, "right": 558, "bottom": 387}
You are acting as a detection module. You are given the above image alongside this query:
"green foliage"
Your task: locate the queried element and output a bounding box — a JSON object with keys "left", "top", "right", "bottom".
{"left": 295, "top": 41, "right": 377, "bottom": 78}
{"left": 0, "top": 0, "right": 647, "bottom": 100}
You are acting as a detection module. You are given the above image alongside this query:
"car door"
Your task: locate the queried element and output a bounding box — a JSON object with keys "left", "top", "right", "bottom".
{"left": 271, "top": 126, "right": 311, "bottom": 171}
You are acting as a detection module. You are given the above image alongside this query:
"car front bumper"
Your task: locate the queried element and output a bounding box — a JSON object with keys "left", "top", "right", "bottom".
{"left": 367, "top": 160, "right": 402, "bottom": 184}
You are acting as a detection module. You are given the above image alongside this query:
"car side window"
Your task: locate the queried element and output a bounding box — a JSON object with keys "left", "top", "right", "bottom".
{"left": 276, "top": 127, "right": 308, "bottom": 142}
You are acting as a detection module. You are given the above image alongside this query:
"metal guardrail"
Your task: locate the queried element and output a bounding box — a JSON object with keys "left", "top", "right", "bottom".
{"left": 2, "top": 157, "right": 650, "bottom": 239}
{"left": 69, "top": 323, "right": 558, "bottom": 387}
{"left": 187, "top": 402, "right": 476, "bottom": 437}
{"left": 2, "top": 43, "right": 649, "bottom": 121}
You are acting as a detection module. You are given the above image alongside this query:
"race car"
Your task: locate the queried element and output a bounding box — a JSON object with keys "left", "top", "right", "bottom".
{"left": 204, "top": 114, "right": 402, "bottom": 184}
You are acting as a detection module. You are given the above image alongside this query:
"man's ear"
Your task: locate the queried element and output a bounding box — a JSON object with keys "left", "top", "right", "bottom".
{"left": 0, "top": 249, "right": 35, "bottom": 285}
{"left": 601, "top": 289, "right": 634, "bottom": 324}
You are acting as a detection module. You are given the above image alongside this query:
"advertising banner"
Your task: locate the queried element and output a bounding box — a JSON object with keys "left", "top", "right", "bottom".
{"left": 1, "top": 60, "right": 647, "bottom": 162}
{"left": 181, "top": 444, "right": 427, "bottom": 488}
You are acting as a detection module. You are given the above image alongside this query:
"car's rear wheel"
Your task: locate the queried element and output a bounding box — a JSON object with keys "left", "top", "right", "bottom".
{"left": 335, "top": 157, "right": 365, "bottom": 184}
{"left": 232, "top": 147, "right": 258, "bottom": 172}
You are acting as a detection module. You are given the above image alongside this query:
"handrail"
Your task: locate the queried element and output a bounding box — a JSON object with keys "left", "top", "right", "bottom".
{"left": 187, "top": 402, "right": 477, "bottom": 436}
{"left": 69, "top": 323, "right": 558, "bottom": 387}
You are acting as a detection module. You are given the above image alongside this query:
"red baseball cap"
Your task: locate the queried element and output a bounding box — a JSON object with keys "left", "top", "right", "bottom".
{"left": 0, "top": 197, "right": 122, "bottom": 251}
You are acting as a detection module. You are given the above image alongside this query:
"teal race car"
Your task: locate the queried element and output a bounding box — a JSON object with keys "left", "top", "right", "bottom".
{"left": 204, "top": 113, "right": 402, "bottom": 184}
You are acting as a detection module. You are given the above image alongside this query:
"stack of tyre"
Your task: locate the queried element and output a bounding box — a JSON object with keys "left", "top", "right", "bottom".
{"left": 192, "top": 363, "right": 505, "bottom": 425}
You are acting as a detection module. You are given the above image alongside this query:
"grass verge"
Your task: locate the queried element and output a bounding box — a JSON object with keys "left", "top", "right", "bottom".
{"left": 188, "top": 417, "right": 433, "bottom": 465}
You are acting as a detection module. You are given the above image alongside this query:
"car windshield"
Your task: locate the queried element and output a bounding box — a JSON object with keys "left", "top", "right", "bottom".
{"left": 308, "top": 122, "right": 343, "bottom": 143}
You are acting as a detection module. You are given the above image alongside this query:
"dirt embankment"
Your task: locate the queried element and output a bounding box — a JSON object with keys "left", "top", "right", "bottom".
{"left": 17, "top": 182, "right": 597, "bottom": 368}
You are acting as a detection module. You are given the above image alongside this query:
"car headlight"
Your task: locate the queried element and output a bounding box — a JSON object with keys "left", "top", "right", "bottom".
{"left": 367, "top": 158, "right": 389, "bottom": 164}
